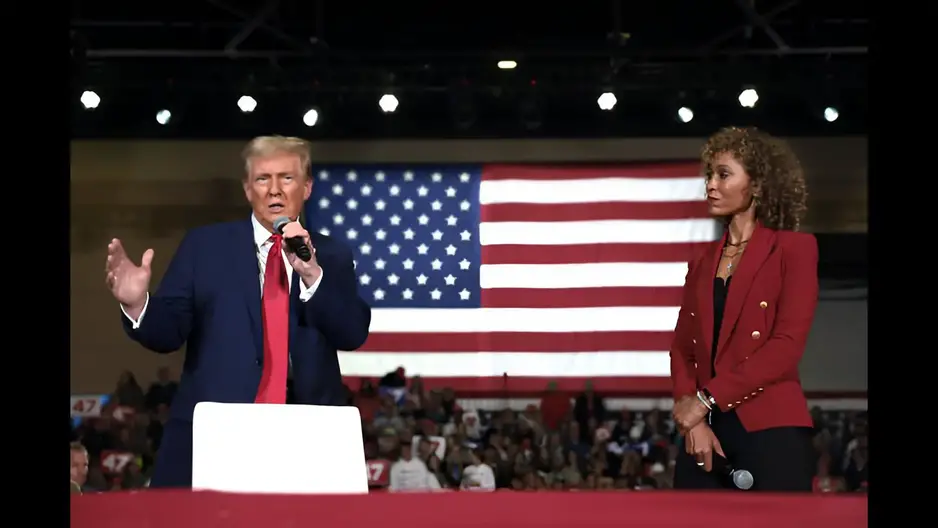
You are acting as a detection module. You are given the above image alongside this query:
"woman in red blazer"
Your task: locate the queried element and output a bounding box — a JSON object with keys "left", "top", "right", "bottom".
{"left": 670, "top": 127, "right": 817, "bottom": 492}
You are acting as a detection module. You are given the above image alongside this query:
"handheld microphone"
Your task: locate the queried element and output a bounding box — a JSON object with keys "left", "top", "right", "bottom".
{"left": 273, "top": 216, "right": 313, "bottom": 262}
{"left": 712, "top": 455, "right": 754, "bottom": 490}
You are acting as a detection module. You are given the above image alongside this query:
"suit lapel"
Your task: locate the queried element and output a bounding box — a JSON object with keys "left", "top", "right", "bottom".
{"left": 698, "top": 232, "right": 726, "bottom": 361}
{"left": 716, "top": 224, "right": 775, "bottom": 357}
{"left": 236, "top": 219, "right": 264, "bottom": 360}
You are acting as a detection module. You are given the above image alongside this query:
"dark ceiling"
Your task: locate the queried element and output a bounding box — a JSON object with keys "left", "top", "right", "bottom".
{"left": 70, "top": 0, "right": 868, "bottom": 139}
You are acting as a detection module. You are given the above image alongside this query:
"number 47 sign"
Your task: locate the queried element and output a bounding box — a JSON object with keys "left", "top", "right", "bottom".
{"left": 70, "top": 395, "right": 105, "bottom": 418}
{"left": 101, "top": 451, "right": 135, "bottom": 475}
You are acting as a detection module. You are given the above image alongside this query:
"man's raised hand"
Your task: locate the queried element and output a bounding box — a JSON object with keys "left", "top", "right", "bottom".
{"left": 105, "top": 238, "right": 153, "bottom": 313}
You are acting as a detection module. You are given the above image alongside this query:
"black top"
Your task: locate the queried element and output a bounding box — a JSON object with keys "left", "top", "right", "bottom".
{"left": 711, "top": 276, "right": 732, "bottom": 378}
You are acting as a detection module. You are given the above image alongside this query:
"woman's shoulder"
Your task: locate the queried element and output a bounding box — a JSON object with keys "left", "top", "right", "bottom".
{"left": 773, "top": 229, "right": 818, "bottom": 253}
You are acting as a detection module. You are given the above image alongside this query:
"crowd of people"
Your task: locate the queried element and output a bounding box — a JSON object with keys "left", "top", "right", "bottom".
{"left": 69, "top": 368, "right": 868, "bottom": 493}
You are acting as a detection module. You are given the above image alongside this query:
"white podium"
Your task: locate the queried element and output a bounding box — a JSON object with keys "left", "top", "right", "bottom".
{"left": 192, "top": 402, "right": 368, "bottom": 494}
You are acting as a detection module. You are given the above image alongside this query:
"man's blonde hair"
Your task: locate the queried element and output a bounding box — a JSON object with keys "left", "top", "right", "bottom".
{"left": 241, "top": 135, "right": 312, "bottom": 179}
{"left": 70, "top": 441, "right": 88, "bottom": 457}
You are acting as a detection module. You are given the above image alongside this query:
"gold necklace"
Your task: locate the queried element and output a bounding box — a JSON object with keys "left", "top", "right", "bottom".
{"left": 722, "top": 247, "right": 744, "bottom": 273}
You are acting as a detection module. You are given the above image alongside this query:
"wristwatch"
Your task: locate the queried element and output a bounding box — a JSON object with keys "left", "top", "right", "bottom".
{"left": 700, "top": 388, "right": 717, "bottom": 407}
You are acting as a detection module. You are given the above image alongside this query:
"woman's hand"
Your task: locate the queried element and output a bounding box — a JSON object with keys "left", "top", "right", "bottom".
{"left": 673, "top": 394, "right": 710, "bottom": 433}
{"left": 684, "top": 423, "right": 725, "bottom": 472}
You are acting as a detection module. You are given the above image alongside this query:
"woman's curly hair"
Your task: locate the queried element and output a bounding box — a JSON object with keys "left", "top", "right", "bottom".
{"left": 701, "top": 126, "right": 808, "bottom": 231}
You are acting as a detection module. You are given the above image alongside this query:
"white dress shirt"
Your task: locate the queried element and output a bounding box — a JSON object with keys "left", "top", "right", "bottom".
{"left": 121, "top": 214, "right": 324, "bottom": 329}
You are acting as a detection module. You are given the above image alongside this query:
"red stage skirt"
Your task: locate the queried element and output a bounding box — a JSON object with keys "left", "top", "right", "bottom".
{"left": 72, "top": 490, "right": 867, "bottom": 528}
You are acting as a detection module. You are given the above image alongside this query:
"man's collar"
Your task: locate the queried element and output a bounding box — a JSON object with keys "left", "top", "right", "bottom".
{"left": 251, "top": 214, "right": 300, "bottom": 249}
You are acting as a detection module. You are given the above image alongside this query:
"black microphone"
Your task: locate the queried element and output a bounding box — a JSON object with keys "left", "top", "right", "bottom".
{"left": 273, "top": 216, "right": 312, "bottom": 262}
{"left": 712, "top": 455, "right": 754, "bottom": 490}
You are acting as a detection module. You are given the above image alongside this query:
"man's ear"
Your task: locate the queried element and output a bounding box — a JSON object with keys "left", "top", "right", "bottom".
{"left": 242, "top": 178, "right": 252, "bottom": 201}
{"left": 303, "top": 176, "right": 313, "bottom": 201}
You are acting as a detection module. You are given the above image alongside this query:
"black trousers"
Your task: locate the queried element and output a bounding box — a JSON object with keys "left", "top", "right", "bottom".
{"left": 673, "top": 408, "right": 814, "bottom": 492}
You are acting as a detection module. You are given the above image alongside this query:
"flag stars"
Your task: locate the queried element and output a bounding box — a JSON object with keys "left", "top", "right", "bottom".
{"left": 317, "top": 168, "right": 483, "bottom": 306}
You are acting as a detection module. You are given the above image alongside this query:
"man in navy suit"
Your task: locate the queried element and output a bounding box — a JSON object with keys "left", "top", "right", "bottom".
{"left": 104, "top": 136, "right": 371, "bottom": 488}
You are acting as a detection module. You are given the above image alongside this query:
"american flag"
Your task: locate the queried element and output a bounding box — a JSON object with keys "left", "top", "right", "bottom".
{"left": 305, "top": 164, "right": 719, "bottom": 397}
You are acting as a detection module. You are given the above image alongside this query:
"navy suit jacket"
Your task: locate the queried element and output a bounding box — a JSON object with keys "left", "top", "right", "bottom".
{"left": 121, "top": 217, "right": 371, "bottom": 487}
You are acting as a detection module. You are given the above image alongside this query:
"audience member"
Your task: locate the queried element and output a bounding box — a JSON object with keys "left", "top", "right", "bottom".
{"left": 71, "top": 368, "right": 867, "bottom": 493}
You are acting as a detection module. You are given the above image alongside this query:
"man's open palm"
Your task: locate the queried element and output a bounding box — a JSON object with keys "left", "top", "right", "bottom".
{"left": 105, "top": 238, "right": 154, "bottom": 308}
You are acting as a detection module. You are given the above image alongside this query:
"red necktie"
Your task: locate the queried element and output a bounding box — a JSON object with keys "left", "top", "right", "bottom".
{"left": 255, "top": 234, "right": 290, "bottom": 404}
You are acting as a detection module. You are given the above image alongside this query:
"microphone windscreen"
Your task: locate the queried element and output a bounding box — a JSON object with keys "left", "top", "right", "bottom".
{"left": 732, "top": 469, "right": 754, "bottom": 490}
{"left": 273, "top": 216, "right": 291, "bottom": 233}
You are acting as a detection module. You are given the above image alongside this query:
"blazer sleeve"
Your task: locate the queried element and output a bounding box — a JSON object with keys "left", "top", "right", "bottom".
{"left": 120, "top": 231, "right": 197, "bottom": 354}
{"left": 705, "top": 233, "right": 819, "bottom": 410}
{"left": 302, "top": 242, "right": 371, "bottom": 351}
{"left": 669, "top": 258, "right": 700, "bottom": 401}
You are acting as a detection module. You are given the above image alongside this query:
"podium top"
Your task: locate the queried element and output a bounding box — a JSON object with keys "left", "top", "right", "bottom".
{"left": 192, "top": 402, "right": 368, "bottom": 494}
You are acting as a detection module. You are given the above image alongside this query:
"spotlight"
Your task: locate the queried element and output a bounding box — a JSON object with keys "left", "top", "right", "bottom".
{"left": 303, "top": 109, "right": 320, "bottom": 127}
{"left": 738, "top": 88, "right": 759, "bottom": 108}
{"left": 378, "top": 94, "right": 399, "bottom": 113}
{"left": 678, "top": 107, "right": 694, "bottom": 123}
{"left": 156, "top": 109, "right": 172, "bottom": 125}
{"left": 597, "top": 92, "right": 617, "bottom": 111}
{"left": 80, "top": 90, "right": 100, "bottom": 110}
{"left": 237, "top": 96, "right": 257, "bottom": 113}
